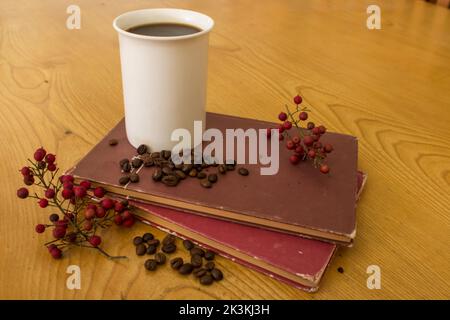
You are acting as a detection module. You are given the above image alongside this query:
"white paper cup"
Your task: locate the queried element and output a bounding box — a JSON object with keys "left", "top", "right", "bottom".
{"left": 113, "top": 8, "right": 214, "bottom": 150}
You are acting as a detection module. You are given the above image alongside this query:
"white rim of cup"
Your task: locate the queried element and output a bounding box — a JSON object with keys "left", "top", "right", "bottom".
{"left": 113, "top": 8, "right": 214, "bottom": 41}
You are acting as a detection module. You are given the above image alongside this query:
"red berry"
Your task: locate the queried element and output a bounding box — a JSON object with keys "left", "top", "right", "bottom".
{"left": 83, "top": 220, "right": 93, "bottom": 231}
{"left": 286, "top": 140, "right": 295, "bottom": 150}
{"left": 278, "top": 134, "right": 284, "bottom": 141}
{"left": 45, "top": 188, "right": 56, "bottom": 199}
{"left": 67, "top": 233, "right": 77, "bottom": 242}
{"left": 61, "top": 188, "right": 73, "bottom": 199}
{"left": 93, "top": 187, "right": 106, "bottom": 198}
{"left": 312, "top": 127, "right": 320, "bottom": 135}
{"left": 96, "top": 207, "right": 106, "bottom": 218}
{"left": 324, "top": 143, "right": 333, "bottom": 153}
{"left": 80, "top": 180, "right": 91, "bottom": 189}
{"left": 320, "top": 164, "right": 330, "bottom": 174}
{"left": 292, "top": 136, "right": 300, "bottom": 144}
{"left": 308, "top": 150, "right": 316, "bottom": 158}
{"left": 45, "top": 154, "right": 56, "bottom": 164}
{"left": 299, "top": 112, "right": 308, "bottom": 121}
{"left": 73, "top": 186, "right": 87, "bottom": 198}
{"left": 113, "top": 214, "right": 123, "bottom": 225}
{"left": 312, "top": 134, "right": 320, "bottom": 142}
{"left": 60, "top": 175, "right": 74, "bottom": 183}
{"left": 318, "top": 125, "right": 326, "bottom": 134}
{"left": 38, "top": 198, "right": 49, "bottom": 208}
{"left": 314, "top": 142, "right": 323, "bottom": 149}
{"left": 123, "top": 217, "right": 135, "bottom": 228}
{"left": 87, "top": 203, "right": 97, "bottom": 210}
{"left": 277, "top": 124, "right": 284, "bottom": 134}
{"left": 84, "top": 208, "right": 96, "bottom": 220}
{"left": 303, "top": 136, "right": 314, "bottom": 146}
{"left": 89, "top": 235, "right": 102, "bottom": 247}
{"left": 17, "top": 187, "right": 29, "bottom": 199}
{"left": 63, "top": 182, "right": 73, "bottom": 190}
{"left": 295, "top": 145, "right": 304, "bottom": 154}
{"left": 23, "top": 175, "right": 35, "bottom": 186}
{"left": 289, "top": 154, "right": 300, "bottom": 165}
{"left": 47, "top": 244, "right": 57, "bottom": 252}
{"left": 293, "top": 95, "right": 302, "bottom": 105}
{"left": 20, "top": 166, "right": 31, "bottom": 176}
{"left": 50, "top": 247, "right": 62, "bottom": 259}
{"left": 34, "top": 147, "right": 46, "bottom": 161}
{"left": 114, "top": 202, "right": 125, "bottom": 213}
{"left": 307, "top": 122, "right": 315, "bottom": 130}
{"left": 49, "top": 213, "right": 59, "bottom": 222}
{"left": 101, "top": 198, "right": 114, "bottom": 210}
{"left": 53, "top": 227, "right": 66, "bottom": 239}
{"left": 283, "top": 121, "right": 292, "bottom": 130}
{"left": 122, "top": 210, "right": 132, "bottom": 220}
{"left": 47, "top": 163, "right": 57, "bottom": 172}
{"left": 35, "top": 224, "right": 46, "bottom": 233}
{"left": 278, "top": 112, "right": 288, "bottom": 121}
{"left": 55, "top": 220, "right": 68, "bottom": 228}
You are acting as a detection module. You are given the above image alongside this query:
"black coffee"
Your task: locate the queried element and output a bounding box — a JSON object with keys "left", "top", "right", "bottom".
{"left": 127, "top": 23, "right": 202, "bottom": 37}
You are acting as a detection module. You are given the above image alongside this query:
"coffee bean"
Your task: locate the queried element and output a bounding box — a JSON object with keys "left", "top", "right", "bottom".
{"left": 154, "top": 252, "right": 166, "bottom": 265}
{"left": 162, "top": 243, "right": 177, "bottom": 254}
{"left": 130, "top": 173, "right": 139, "bottom": 183}
{"left": 162, "top": 167, "right": 173, "bottom": 175}
{"left": 226, "top": 164, "right": 235, "bottom": 171}
{"left": 179, "top": 263, "right": 194, "bottom": 275}
{"left": 174, "top": 170, "right": 186, "bottom": 180}
{"left": 200, "top": 179, "right": 212, "bottom": 188}
{"left": 161, "top": 150, "right": 171, "bottom": 160}
{"left": 182, "top": 164, "right": 193, "bottom": 174}
{"left": 119, "top": 158, "right": 129, "bottom": 167}
{"left": 183, "top": 239, "right": 194, "bottom": 251}
{"left": 147, "top": 239, "right": 160, "bottom": 247}
{"left": 143, "top": 158, "right": 154, "bottom": 167}
{"left": 122, "top": 162, "right": 131, "bottom": 173}
{"left": 119, "top": 176, "right": 130, "bottom": 185}
{"left": 150, "top": 152, "right": 161, "bottom": 159}
{"left": 144, "top": 259, "right": 158, "bottom": 271}
{"left": 194, "top": 172, "right": 204, "bottom": 180}
{"left": 142, "top": 233, "right": 154, "bottom": 242}
{"left": 238, "top": 167, "right": 249, "bottom": 176}
{"left": 136, "top": 243, "right": 147, "bottom": 256}
{"left": 137, "top": 144, "right": 148, "bottom": 155}
{"left": 204, "top": 250, "right": 215, "bottom": 261}
{"left": 205, "top": 261, "right": 215, "bottom": 271}
{"left": 200, "top": 274, "right": 214, "bottom": 285}
{"left": 133, "top": 236, "right": 143, "bottom": 246}
{"left": 152, "top": 168, "right": 163, "bottom": 181}
{"left": 218, "top": 164, "right": 227, "bottom": 174}
{"left": 211, "top": 268, "right": 223, "bottom": 281}
{"left": 188, "top": 168, "right": 198, "bottom": 177}
{"left": 131, "top": 158, "right": 143, "bottom": 168}
{"left": 162, "top": 175, "right": 179, "bottom": 187}
{"left": 162, "top": 234, "right": 176, "bottom": 246}
{"left": 208, "top": 174, "right": 218, "bottom": 183}
{"left": 170, "top": 257, "right": 184, "bottom": 270}
{"left": 109, "top": 139, "right": 118, "bottom": 146}
{"left": 191, "top": 254, "right": 203, "bottom": 268}
{"left": 146, "top": 245, "right": 157, "bottom": 255}
{"left": 193, "top": 268, "right": 207, "bottom": 278}
{"left": 190, "top": 247, "right": 205, "bottom": 257}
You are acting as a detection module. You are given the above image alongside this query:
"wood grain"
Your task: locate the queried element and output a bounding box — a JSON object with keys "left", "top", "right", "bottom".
{"left": 0, "top": 0, "right": 449, "bottom": 299}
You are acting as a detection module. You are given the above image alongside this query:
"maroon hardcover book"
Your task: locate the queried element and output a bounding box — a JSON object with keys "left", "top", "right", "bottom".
{"left": 124, "top": 171, "right": 366, "bottom": 292}
{"left": 70, "top": 113, "right": 359, "bottom": 244}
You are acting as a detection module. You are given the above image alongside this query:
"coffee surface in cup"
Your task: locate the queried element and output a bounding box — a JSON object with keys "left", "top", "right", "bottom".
{"left": 127, "top": 23, "right": 202, "bottom": 37}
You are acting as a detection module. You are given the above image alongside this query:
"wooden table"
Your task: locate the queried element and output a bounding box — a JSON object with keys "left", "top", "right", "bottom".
{"left": 0, "top": 0, "right": 449, "bottom": 300}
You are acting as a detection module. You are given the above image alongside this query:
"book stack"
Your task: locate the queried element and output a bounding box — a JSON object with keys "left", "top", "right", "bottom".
{"left": 69, "top": 113, "right": 366, "bottom": 292}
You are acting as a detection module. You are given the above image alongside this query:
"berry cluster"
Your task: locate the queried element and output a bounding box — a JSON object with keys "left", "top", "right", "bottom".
{"left": 268, "top": 95, "right": 333, "bottom": 174}
{"left": 17, "top": 147, "right": 135, "bottom": 260}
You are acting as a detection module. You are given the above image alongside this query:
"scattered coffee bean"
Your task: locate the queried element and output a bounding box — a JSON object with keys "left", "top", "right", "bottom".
{"left": 109, "top": 139, "right": 118, "bottom": 146}
{"left": 119, "top": 158, "right": 129, "bottom": 167}
{"left": 147, "top": 239, "right": 160, "bottom": 247}
{"left": 190, "top": 247, "right": 205, "bottom": 257}
{"left": 337, "top": 267, "right": 344, "bottom": 274}
{"left": 188, "top": 168, "right": 198, "bottom": 177}
{"left": 205, "top": 261, "right": 215, "bottom": 271}
{"left": 204, "top": 250, "right": 215, "bottom": 261}
{"left": 174, "top": 170, "right": 186, "bottom": 180}
{"left": 162, "top": 243, "right": 177, "bottom": 254}
{"left": 137, "top": 144, "right": 148, "bottom": 155}
{"left": 119, "top": 176, "right": 130, "bottom": 185}
{"left": 144, "top": 259, "right": 158, "bottom": 271}
{"left": 211, "top": 268, "right": 223, "bottom": 281}
{"left": 162, "top": 167, "right": 173, "bottom": 175}
{"left": 200, "top": 179, "right": 212, "bottom": 188}
{"left": 162, "top": 234, "right": 176, "bottom": 246}
{"left": 131, "top": 158, "right": 143, "bottom": 168}
{"left": 191, "top": 254, "right": 203, "bottom": 268}
{"left": 133, "top": 236, "right": 144, "bottom": 246}
{"left": 161, "top": 150, "right": 171, "bottom": 160}
{"left": 197, "top": 172, "right": 207, "bottom": 179}
{"left": 162, "top": 175, "right": 179, "bottom": 187}
{"left": 143, "top": 158, "right": 154, "bottom": 167}
{"left": 130, "top": 173, "right": 140, "bottom": 183}
{"left": 142, "top": 233, "right": 154, "bottom": 242}
{"left": 218, "top": 164, "right": 227, "bottom": 174}
{"left": 155, "top": 252, "right": 166, "bottom": 265}
{"left": 179, "top": 263, "right": 194, "bottom": 275}
{"left": 183, "top": 239, "right": 194, "bottom": 251}
{"left": 151, "top": 152, "right": 160, "bottom": 158}
{"left": 170, "top": 257, "right": 184, "bottom": 270}
{"left": 152, "top": 168, "right": 163, "bottom": 181}
{"left": 238, "top": 167, "right": 249, "bottom": 176}
{"left": 226, "top": 164, "right": 235, "bottom": 171}
{"left": 122, "top": 162, "right": 131, "bottom": 173}
{"left": 200, "top": 274, "right": 214, "bottom": 285}
{"left": 182, "top": 164, "right": 193, "bottom": 174}
{"left": 146, "top": 245, "right": 157, "bottom": 255}
{"left": 208, "top": 174, "right": 218, "bottom": 183}
{"left": 136, "top": 243, "right": 147, "bottom": 256}
{"left": 193, "top": 268, "right": 207, "bottom": 278}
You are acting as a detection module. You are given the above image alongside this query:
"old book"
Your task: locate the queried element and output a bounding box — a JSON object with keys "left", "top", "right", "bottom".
{"left": 119, "top": 171, "right": 367, "bottom": 291}
{"left": 71, "top": 113, "right": 359, "bottom": 244}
